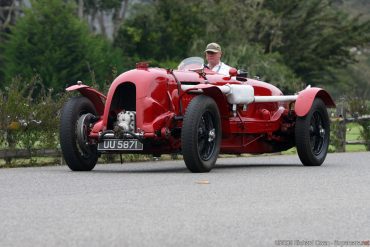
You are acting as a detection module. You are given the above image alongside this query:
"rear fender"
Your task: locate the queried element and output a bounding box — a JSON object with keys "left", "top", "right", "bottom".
{"left": 295, "top": 87, "right": 335, "bottom": 117}
{"left": 66, "top": 84, "right": 106, "bottom": 115}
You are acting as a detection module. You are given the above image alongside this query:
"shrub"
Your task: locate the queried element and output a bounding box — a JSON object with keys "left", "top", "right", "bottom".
{"left": 0, "top": 77, "right": 66, "bottom": 151}
{"left": 358, "top": 119, "right": 370, "bottom": 151}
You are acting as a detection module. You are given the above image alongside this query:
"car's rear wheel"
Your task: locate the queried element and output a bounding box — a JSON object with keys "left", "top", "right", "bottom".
{"left": 295, "top": 98, "right": 330, "bottom": 166}
{"left": 60, "top": 96, "right": 98, "bottom": 171}
{"left": 181, "top": 95, "right": 221, "bottom": 173}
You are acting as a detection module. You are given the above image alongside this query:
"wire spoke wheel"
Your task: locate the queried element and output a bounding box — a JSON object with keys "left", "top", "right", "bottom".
{"left": 76, "top": 113, "right": 96, "bottom": 159}
{"left": 60, "top": 96, "right": 98, "bottom": 171}
{"left": 197, "top": 112, "right": 216, "bottom": 161}
{"left": 295, "top": 98, "right": 330, "bottom": 166}
{"left": 309, "top": 112, "right": 326, "bottom": 155}
{"left": 182, "top": 95, "right": 221, "bottom": 173}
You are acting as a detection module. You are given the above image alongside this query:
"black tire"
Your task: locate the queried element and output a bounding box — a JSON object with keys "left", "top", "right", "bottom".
{"left": 181, "top": 95, "right": 221, "bottom": 173}
{"left": 295, "top": 98, "right": 330, "bottom": 166}
{"left": 60, "top": 96, "right": 98, "bottom": 171}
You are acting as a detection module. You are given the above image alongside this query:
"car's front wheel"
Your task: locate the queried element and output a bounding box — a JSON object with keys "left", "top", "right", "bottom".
{"left": 295, "top": 98, "right": 330, "bottom": 166}
{"left": 60, "top": 96, "right": 98, "bottom": 171}
{"left": 181, "top": 95, "right": 221, "bottom": 173}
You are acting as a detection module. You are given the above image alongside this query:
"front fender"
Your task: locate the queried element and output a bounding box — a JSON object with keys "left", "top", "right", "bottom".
{"left": 66, "top": 84, "right": 106, "bottom": 115}
{"left": 182, "top": 84, "right": 229, "bottom": 117}
{"left": 295, "top": 87, "right": 335, "bottom": 117}
{"left": 182, "top": 84, "right": 231, "bottom": 134}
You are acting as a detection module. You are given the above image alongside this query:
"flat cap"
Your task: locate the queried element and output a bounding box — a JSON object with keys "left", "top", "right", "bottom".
{"left": 205, "top": 42, "right": 221, "bottom": 53}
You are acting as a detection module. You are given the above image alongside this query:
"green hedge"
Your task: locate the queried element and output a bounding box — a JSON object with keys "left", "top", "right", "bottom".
{"left": 0, "top": 77, "right": 66, "bottom": 152}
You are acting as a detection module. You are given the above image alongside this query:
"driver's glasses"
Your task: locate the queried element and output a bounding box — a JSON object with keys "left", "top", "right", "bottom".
{"left": 206, "top": 51, "right": 217, "bottom": 55}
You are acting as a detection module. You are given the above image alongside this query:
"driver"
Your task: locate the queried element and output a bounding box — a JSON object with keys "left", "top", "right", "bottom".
{"left": 204, "top": 42, "right": 231, "bottom": 76}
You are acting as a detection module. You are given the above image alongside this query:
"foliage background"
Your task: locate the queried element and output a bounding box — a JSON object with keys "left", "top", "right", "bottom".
{"left": 0, "top": 0, "right": 369, "bottom": 96}
{"left": 0, "top": 0, "right": 369, "bottom": 163}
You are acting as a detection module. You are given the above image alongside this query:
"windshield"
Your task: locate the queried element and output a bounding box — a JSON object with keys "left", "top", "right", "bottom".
{"left": 177, "top": 57, "right": 204, "bottom": 71}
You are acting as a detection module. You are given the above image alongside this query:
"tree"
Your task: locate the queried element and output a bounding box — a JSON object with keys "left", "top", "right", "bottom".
{"left": 74, "top": 0, "right": 130, "bottom": 39}
{"left": 0, "top": 0, "right": 23, "bottom": 33}
{"left": 114, "top": 0, "right": 207, "bottom": 64}
{"left": 223, "top": 43, "right": 303, "bottom": 93}
{"left": 261, "top": 0, "right": 370, "bottom": 86}
{"left": 1, "top": 0, "right": 123, "bottom": 91}
{"left": 0, "top": 0, "right": 24, "bottom": 81}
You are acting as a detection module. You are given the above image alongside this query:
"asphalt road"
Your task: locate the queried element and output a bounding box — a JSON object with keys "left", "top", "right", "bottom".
{"left": 1, "top": 152, "right": 369, "bottom": 247}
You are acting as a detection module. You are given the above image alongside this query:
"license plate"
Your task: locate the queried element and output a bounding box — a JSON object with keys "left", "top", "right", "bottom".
{"left": 98, "top": 139, "right": 143, "bottom": 151}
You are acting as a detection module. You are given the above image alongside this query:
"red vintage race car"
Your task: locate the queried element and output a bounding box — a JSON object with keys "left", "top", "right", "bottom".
{"left": 60, "top": 57, "right": 335, "bottom": 173}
